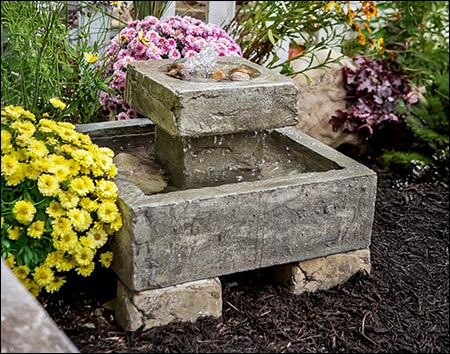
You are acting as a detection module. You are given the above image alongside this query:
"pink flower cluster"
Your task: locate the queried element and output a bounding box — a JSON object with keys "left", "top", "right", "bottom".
{"left": 99, "top": 15, "right": 243, "bottom": 120}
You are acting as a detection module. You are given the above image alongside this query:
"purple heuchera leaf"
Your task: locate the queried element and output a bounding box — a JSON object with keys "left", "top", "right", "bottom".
{"left": 330, "top": 56, "right": 418, "bottom": 138}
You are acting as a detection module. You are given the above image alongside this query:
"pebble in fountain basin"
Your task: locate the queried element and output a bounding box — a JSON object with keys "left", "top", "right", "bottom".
{"left": 163, "top": 43, "right": 261, "bottom": 82}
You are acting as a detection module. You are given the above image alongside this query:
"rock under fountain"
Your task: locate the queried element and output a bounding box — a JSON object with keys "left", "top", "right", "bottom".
{"left": 76, "top": 48, "right": 376, "bottom": 331}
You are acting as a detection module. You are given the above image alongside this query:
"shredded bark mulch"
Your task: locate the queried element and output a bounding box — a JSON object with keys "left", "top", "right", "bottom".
{"left": 41, "top": 167, "right": 449, "bottom": 353}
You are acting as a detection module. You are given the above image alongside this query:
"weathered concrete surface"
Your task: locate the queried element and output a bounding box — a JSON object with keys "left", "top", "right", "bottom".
{"left": 1, "top": 260, "right": 79, "bottom": 353}
{"left": 125, "top": 57, "right": 299, "bottom": 137}
{"left": 155, "top": 126, "right": 265, "bottom": 188}
{"left": 114, "top": 277, "right": 222, "bottom": 331}
{"left": 110, "top": 127, "right": 377, "bottom": 292}
{"left": 273, "top": 248, "right": 371, "bottom": 294}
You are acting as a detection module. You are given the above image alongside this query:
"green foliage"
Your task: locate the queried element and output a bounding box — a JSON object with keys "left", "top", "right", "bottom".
{"left": 132, "top": 1, "right": 173, "bottom": 20}
{"left": 369, "top": 1, "right": 449, "bottom": 87}
{"left": 1, "top": 1, "right": 115, "bottom": 123}
{"left": 408, "top": 72, "right": 449, "bottom": 153}
{"left": 372, "top": 1, "right": 449, "bottom": 179}
{"left": 1, "top": 1, "right": 76, "bottom": 111}
{"left": 382, "top": 150, "right": 432, "bottom": 176}
{"left": 224, "top": 1, "right": 381, "bottom": 77}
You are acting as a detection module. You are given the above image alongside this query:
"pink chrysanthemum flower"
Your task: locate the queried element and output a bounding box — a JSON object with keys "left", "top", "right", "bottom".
{"left": 99, "top": 15, "right": 242, "bottom": 120}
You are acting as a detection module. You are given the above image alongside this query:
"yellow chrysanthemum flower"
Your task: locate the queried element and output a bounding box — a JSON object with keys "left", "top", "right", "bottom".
{"left": 11, "top": 120, "right": 36, "bottom": 137}
{"left": 52, "top": 217, "right": 73, "bottom": 237}
{"left": 33, "top": 265, "right": 55, "bottom": 287}
{"left": 49, "top": 252, "right": 75, "bottom": 272}
{"left": 27, "top": 220, "right": 45, "bottom": 239}
{"left": 67, "top": 208, "right": 92, "bottom": 232}
{"left": 79, "top": 236, "right": 95, "bottom": 249}
{"left": 49, "top": 97, "right": 67, "bottom": 110}
{"left": 21, "top": 278, "right": 41, "bottom": 297}
{"left": 79, "top": 197, "right": 98, "bottom": 212}
{"left": 46, "top": 200, "right": 65, "bottom": 218}
{"left": 97, "top": 201, "right": 120, "bottom": 223}
{"left": 58, "top": 122, "right": 76, "bottom": 130}
{"left": 54, "top": 230, "right": 78, "bottom": 252}
{"left": 38, "top": 118, "right": 57, "bottom": 131}
{"left": 71, "top": 149, "right": 94, "bottom": 168}
{"left": 99, "top": 251, "right": 113, "bottom": 268}
{"left": 75, "top": 262, "right": 95, "bottom": 277}
{"left": 4, "top": 165, "right": 27, "bottom": 186}
{"left": 7, "top": 226, "right": 21, "bottom": 240}
{"left": 96, "top": 179, "right": 119, "bottom": 200}
{"left": 27, "top": 139, "right": 49, "bottom": 159}
{"left": 58, "top": 190, "right": 80, "bottom": 209}
{"left": 74, "top": 246, "right": 94, "bottom": 266}
{"left": 45, "top": 276, "right": 66, "bottom": 293}
{"left": 55, "top": 126, "right": 78, "bottom": 143}
{"left": 70, "top": 176, "right": 91, "bottom": 196}
{"left": 1, "top": 130, "right": 12, "bottom": 153}
{"left": 44, "top": 251, "right": 60, "bottom": 268}
{"left": 5, "top": 253, "right": 16, "bottom": 268}
{"left": 37, "top": 174, "right": 61, "bottom": 197}
{"left": 12, "top": 265, "right": 30, "bottom": 280}
{"left": 1, "top": 154, "right": 20, "bottom": 176}
{"left": 86, "top": 227, "right": 108, "bottom": 248}
{"left": 109, "top": 216, "right": 123, "bottom": 232}
{"left": 13, "top": 200, "right": 37, "bottom": 225}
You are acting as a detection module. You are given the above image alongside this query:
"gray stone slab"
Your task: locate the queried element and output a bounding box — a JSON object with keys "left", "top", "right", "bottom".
{"left": 110, "top": 127, "right": 377, "bottom": 292}
{"left": 125, "top": 57, "right": 299, "bottom": 137}
{"left": 1, "top": 260, "right": 79, "bottom": 353}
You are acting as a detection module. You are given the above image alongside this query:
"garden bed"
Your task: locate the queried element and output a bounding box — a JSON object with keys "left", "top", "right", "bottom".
{"left": 40, "top": 164, "right": 449, "bottom": 353}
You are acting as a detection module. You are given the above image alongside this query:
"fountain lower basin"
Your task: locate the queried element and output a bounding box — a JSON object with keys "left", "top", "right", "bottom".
{"left": 77, "top": 119, "right": 377, "bottom": 293}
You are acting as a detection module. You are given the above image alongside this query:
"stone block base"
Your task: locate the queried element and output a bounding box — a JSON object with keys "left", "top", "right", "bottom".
{"left": 114, "top": 277, "right": 222, "bottom": 331}
{"left": 273, "top": 248, "right": 371, "bottom": 295}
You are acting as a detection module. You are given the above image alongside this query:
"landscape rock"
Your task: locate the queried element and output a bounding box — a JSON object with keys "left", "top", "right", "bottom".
{"left": 291, "top": 48, "right": 362, "bottom": 148}
{"left": 1, "top": 260, "right": 79, "bottom": 353}
{"left": 114, "top": 277, "right": 222, "bottom": 331}
{"left": 274, "top": 248, "right": 371, "bottom": 294}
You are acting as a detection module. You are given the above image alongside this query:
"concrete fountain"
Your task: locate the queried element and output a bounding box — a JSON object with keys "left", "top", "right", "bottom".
{"left": 76, "top": 47, "right": 376, "bottom": 331}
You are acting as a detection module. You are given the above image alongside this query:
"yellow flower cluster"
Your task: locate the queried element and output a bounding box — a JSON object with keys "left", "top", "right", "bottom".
{"left": 325, "top": 1, "right": 384, "bottom": 54}
{"left": 1, "top": 105, "right": 122, "bottom": 297}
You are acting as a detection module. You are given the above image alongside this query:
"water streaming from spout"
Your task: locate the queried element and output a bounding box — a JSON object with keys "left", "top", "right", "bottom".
{"left": 184, "top": 44, "right": 219, "bottom": 78}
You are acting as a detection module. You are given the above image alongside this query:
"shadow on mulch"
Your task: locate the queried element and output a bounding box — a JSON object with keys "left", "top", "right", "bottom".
{"left": 41, "top": 170, "right": 449, "bottom": 353}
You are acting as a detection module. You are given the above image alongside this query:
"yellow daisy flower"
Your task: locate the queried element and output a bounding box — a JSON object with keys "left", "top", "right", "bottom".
{"left": 75, "top": 262, "right": 95, "bottom": 277}
{"left": 49, "top": 97, "right": 67, "bottom": 110}
{"left": 33, "top": 265, "right": 55, "bottom": 287}
{"left": 27, "top": 220, "right": 45, "bottom": 239}
{"left": 83, "top": 52, "right": 99, "bottom": 64}
{"left": 37, "top": 174, "right": 61, "bottom": 197}
{"left": 7, "top": 226, "right": 21, "bottom": 240}
{"left": 45, "top": 276, "right": 66, "bottom": 293}
{"left": 99, "top": 251, "right": 113, "bottom": 268}
{"left": 13, "top": 200, "right": 37, "bottom": 225}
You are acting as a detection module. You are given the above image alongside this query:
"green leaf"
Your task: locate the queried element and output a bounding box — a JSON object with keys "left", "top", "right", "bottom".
{"left": 267, "top": 29, "right": 276, "bottom": 46}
